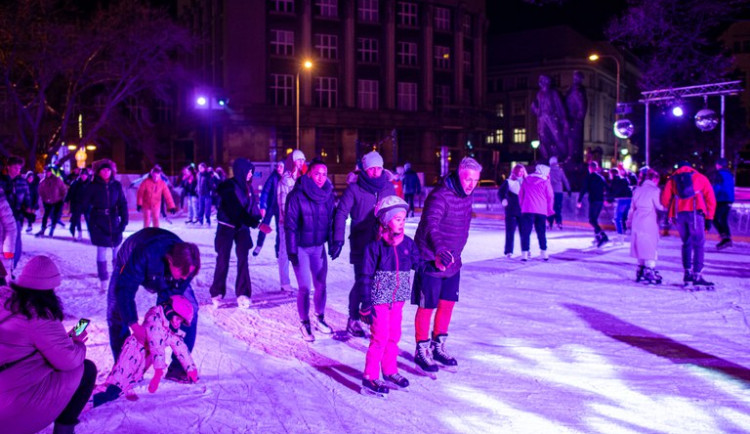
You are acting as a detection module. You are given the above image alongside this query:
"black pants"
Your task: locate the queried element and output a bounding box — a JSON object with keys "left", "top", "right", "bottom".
{"left": 588, "top": 201, "right": 604, "bottom": 234}
{"left": 404, "top": 193, "right": 416, "bottom": 217}
{"left": 504, "top": 214, "right": 521, "bottom": 254}
{"left": 69, "top": 209, "right": 84, "bottom": 236}
{"left": 55, "top": 359, "right": 97, "bottom": 427}
{"left": 210, "top": 223, "right": 252, "bottom": 298}
{"left": 714, "top": 202, "right": 732, "bottom": 240}
{"left": 41, "top": 201, "right": 63, "bottom": 235}
{"left": 520, "top": 213, "right": 548, "bottom": 251}
{"left": 348, "top": 261, "right": 365, "bottom": 320}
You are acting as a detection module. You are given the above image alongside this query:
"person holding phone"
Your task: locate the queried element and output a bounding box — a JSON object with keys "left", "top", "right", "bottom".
{"left": 0, "top": 255, "right": 97, "bottom": 434}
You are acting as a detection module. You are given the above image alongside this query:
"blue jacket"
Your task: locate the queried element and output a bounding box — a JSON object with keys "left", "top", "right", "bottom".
{"left": 114, "top": 228, "right": 193, "bottom": 327}
{"left": 259, "top": 171, "right": 280, "bottom": 214}
{"left": 403, "top": 169, "right": 421, "bottom": 195}
{"left": 360, "top": 236, "right": 422, "bottom": 310}
{"left": 712, "top": 168, "right": 735, "bottom": 203}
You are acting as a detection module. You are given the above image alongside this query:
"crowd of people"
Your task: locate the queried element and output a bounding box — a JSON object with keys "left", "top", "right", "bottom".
{"left": 0, "top": 148, "right": 739, "bottom": 432}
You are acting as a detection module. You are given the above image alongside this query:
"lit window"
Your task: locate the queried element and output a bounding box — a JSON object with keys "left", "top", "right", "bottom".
{"left": 315, "top": 77, "right": 338, "bottom": 108}
{"left": 495, "top": 129, "right": 504, "bottom": 144}
{"left": 513, "top": 128, "right": 526, "bottom": 143}
{"left": 397, "top": 2, "right": 418, "bottom": 27}
{"left": 270, "top": 0, "right": 294, "bottom": 13}
{"left": 463, "top": 51, "right": 471, "bottom": 73}
{"left": 357, "top": 79, "right": 379, "bottom": 110}
{"left": 486, "top": 135, "right": 494, "bottom": 144}
{"left": 357, "top": 0, "right": 378, "bottom": 22}
{"left": 270, "top": 29, "right": 294, "bottom": 57}
{"left": 435, "top": 7, "right": 450, "bottom": 31}
{"left": 434, "top": 46, "right": 450, "bottom": 69}
{"left": 397, "top": 41, "right": 417, "bottom": 66}
{"left": 357, "top": 38, "right": 379, "bottom": 63}
{"left": 316, "top": 0, "right": 338, "bottom": 18}
{"left": 314, "top": 34, "right": 338, "bottom": 60}
{"left": 397, "top": 82, "right": 417, "bottom": 111}
{"left": 270, "top": 74, "right": 294, "bottom": 106}
{"left": 495, "top": 103, "right": 504, "bottom": 117}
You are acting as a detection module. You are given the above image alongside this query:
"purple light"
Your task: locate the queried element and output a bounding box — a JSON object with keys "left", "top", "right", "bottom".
{"left": 672, "top": 106, "right": 684, "bottom": 117}
{"left": 196, "top": 96, "right": 208, "bottom": 107}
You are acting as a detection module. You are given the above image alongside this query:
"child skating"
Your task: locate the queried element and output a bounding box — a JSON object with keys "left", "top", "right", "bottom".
{"left": 359, "top": 196, "right": 422, "bottom": 398}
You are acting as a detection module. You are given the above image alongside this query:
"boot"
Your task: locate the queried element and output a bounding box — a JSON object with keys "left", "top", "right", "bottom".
{"left": 53, "top": 423, "right": 76, "bottom": 434}
{"left": 96, "top": 261, "right": 109, "bottom": 282}
{"left": 431, "top": 334, "right": 458, "bottom": 367}
{"left": 414, "top": 340, "right": 438, "bottom": 372}
{"left": 346, "top": 317, "right": 365, "bottom": 338}
{"left": 683, "top": 269, "right": 694, "bottom": 285}
{"left": 635, "top": 265, "right": 645, "bottom": 283}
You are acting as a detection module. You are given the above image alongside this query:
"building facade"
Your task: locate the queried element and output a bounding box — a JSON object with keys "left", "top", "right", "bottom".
{"left": 177, "top": 0, "right": 490, "bottom": 181}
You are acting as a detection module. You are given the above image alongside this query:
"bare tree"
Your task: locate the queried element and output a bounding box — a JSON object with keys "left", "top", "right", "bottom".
{"left": 0, "top": 0, "right": 193, "bottom": 168}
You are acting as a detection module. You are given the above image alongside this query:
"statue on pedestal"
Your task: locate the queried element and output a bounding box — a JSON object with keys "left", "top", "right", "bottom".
{"left": 531, "top": 74, "right": 568, "bottom": 162}
{"left": 565, "top": 70, "right": 588, "bottom": 163}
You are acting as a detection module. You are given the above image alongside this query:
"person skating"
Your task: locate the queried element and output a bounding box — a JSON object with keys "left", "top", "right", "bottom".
{"left": 519, "top": 164, "right": 554, "bottom": 261}
{"left": 65, "top": 168, "right": 90, "bottom": 241}
{"left": 23, "top": 171, "right": 38, "bottom": 234}
{"left": 276, "top": 150, "right": 306, "bottom": 293}
{"left": 253, "top": 160, "right": 284, "bottom": 258}
{"left": 608, "top": 168, "right": 634, "bottom": 245}
{"left": 36, "top": 165, "right": 67, "bottom": 238}
{"left": 412, "top": 157, "right": 482, "bottom": 374}
{"left": 107, "top": 227, "right": 200, "bottom": 382}
{"left": 711, "top": 157, "right": 735, "bottom": 250}
{"left": 209, "top": 158, "right": 262, "bottom": 309}
{"left": 137, "top": 165, "right": 176, "bottom": 229}
{"left": 284, "top": 158, "right": 335, "bottom": 342}
{"left": 498, "top": 164, "right": 526, "bottom": 258}
{"left": 181, "top": 166, "right": 199, "bottom": 224}
{"left": 88, "top": 295, "right": 197, "bottom": 409}
{"left": 332, "top": 150, "right": 396, "bottom": 338}
{"left": 402, "top": 162, "right": 421, "bottom": 218}
{"left": 547, "top": 157, "right": 570, "bottom": 230}
{"left": 0, "top": 157, "right": 30, "bottom": 270}
{"left": 196, "top": 162, "right": 217, "bottom": 227}
{"left": 627, "top": 169, "right": 665, "bottom": 284}
{"left": 661, "top": 161, "right": 716, "bottom": 288}
{"left": 577, "top": 161, "right": 610, "bottom": 248}
{"left": 359, "top": 196, "right": 422, "bottom": 397}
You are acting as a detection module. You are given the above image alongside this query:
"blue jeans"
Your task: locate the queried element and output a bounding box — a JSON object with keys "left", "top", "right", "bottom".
{"left": 520, "top": 213, "right": 548, "bottom": 252}
{"left": 614, "top": 198, "right": 631, "bottom": 235}
{"left": 187, "top": 196, "right": 198, "bottom": 222}
{"left": 292, "top": 245, "right": 328, "bottom": 321}
{"left": 197, "top": 195, "right": 212, "bottom": 224}
{"left": 676, "top": 211, "right": 705, "bottom": 272}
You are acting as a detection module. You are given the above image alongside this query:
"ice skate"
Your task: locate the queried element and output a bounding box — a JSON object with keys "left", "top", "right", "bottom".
{"left": 641, "top": 268, "right": 662, "bottom": 285}
{"left": 432, "top": 334, "right": 458, "bottom": 372}
{"left": 691, "top": 273, "right": 715, "bottom": 291}
{"left": 521, "top": 251, "right": 530, "bottom": 262}
{"left": 252, "top": 245, "right": 262, "bottom": 257}
{"left": 346, "top": 317, "right": 365, "bottom": 338}
{"left": 414, "top": 340, "right": 438, "bottom": 378}
{"left": 314, "top": 314, "right": 333, "bottom": 334}
{"left": 596, "top": 232, "right": 609, "bottom": 248}
{"left": 383, "top": 373, "right": 410, "bottom": 389}
{"left": 505, "top": 253, "right": 513, "bottom": 259}
{"left": 360, "top": 378, "right": 388, "bottom": 398}
{"left": 300, "top": 320, "right": 315, "bottom": 342}
{"left": 635, "top": 265, "right": 645, "bottom": 283}
{"left": 716, "top": 239, "right": 733, "bottom": 250}
{"left": 683, "top": 270, "right": 694, "bottom": 287}
{"left": 25, "top": 225, "right": 32, "bottom": 233}
{"left": 237, "top": 295, "right": 251, "bottom": 309}
{"left": 540, "top": 250, "right": 549, "bottom": 261}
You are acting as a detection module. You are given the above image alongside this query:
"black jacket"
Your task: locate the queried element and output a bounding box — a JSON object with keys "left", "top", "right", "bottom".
{"left": 608, "top": 176, "right": 633, "bottom": 201}
{"left": 65, "top": 178, "right": 90, "bottom": 213}
{"left": 498, "top": 179, "right": 522, "bottom": 217}
{"left": 285, "top": 175, "right": 335, "bottom": 254}
{"left": 0, "top": 175, "right": 30, "bottom": 220}
{"left": 579, "top": 172, "right": 609, "bottom": 203}
{"left": 216, "top": 159, "right": 261, "bottom": 229}
{"left": 82, "top": 175, "right": 128, "bottom": 247}
{"left": 197, "top": 171, "right": 216, "bottom": 197}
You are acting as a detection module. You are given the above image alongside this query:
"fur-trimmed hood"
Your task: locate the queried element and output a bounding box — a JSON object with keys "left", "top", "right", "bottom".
{"left": 92, "top": 158, "right": 118, "bottom": 177}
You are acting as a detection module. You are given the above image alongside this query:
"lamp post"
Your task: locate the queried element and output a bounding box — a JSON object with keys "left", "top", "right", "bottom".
{"left": 530, "top": 140, "right": 540, "bottom": 162}
{"left": 296, "top": 59, "right": 313, "bottom": 150}
{"left": 589, "top": 53, "right": 622, "bottom": 163}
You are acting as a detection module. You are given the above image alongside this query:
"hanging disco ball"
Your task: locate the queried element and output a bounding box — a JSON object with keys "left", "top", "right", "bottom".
{"left": 613, "top": 119, "right": 634, "bottom": 139}
{"left": 694, "top": 108, "right": 719, "bottom": 132}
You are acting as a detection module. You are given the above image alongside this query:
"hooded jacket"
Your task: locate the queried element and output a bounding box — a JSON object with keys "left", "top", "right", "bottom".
{"left": 519, "top": 168, "right": 554, "bottom": 216}
{"left": 137, "top": 176, "right": 176, "bottom": 210}
{"left": 284, "top": 175, "right": 335, "bottom": 253}
{"left": 712, "top": 168, "right": 735, "bottom": 203}
{"left": 82, "top": 159, "right": 128, "bottom": 247}
{"left": 660, "top": 166, "right": 716, "bottom": 220}
{"left": 216, "top": 159, "right": 261, "bottom": 229}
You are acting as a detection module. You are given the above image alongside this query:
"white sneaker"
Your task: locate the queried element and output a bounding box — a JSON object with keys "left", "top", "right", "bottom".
{"left": 313, "top": 314, "right": 333, "bottom": 334}
{"left": 505, "top": 253, "right": 513, "bottom": 259}
{"left": 521, "top": 251, "right": 530, "bottom": 262}
{"left": 211, "top": 295, "right": 224, "bottom": 308}
{"left": 237, "top": 295, "right": 251, "bottom": 309}
{"left": 541, "top": 250, "right": 549, "bottom": 261}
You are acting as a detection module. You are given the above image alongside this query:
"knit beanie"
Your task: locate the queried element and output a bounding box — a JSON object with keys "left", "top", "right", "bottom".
{"left": 375, "top": 195, "right": 408, "bottom": 225}
{"left": 292, "top": 150, "right": 306, "bottom": 162}
{"left": 13, "top": 255, "right": 62, "bottom": 290}
{"left": 535, "top": 164, "right": 551, "bottom": 178}
{"left": 361, "top": 151, "right": 384, "bottom": 171}
{"left": 549, "top": 156, "right": 558, "bottom": 165}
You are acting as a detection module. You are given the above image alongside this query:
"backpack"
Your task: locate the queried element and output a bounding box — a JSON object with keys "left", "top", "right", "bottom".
{"left": 673, "top": 172, "right": 695, "bottom": 199}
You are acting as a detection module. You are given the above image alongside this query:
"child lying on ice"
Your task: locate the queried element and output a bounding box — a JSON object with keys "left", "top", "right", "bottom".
{"left": 88, "top": 295, "right": 198, "bottom": 408}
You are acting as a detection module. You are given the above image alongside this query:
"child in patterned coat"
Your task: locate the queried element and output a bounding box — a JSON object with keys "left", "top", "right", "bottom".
{"left": 88, "top": 295, "right": 198, "bottom": 408}
{"left": 359, "top": 196, "right": 422, "bottom": 396}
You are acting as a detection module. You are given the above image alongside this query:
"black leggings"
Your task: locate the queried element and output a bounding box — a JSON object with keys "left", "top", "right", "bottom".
{"left": 55, "top": 359, "right": 97, "bottom": 426}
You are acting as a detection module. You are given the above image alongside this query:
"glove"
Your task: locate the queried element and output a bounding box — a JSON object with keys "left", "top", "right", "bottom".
{"left": 130, "top": 323, "right": 146, "bottom": 344}
{"left": 329, "top": 241, "right": 344, "bottom": 260}
{"left": 187, "top": 369, "right": 199, "bottom": 383}
{"left": 705, "top": 219, "right": 712, "bottom": 231}
{"left": 169, "top": 208, "right": 177, "bottom": 215}
{"left": 136, "top": 205, "right": 142, "bottom": 212}
{"left": 288, "top": 253, "right": 299, "bottom": 267}
{"left": 259, "top": 223, "right": 273, "bottom": 234}
{"left": 248, "top": 215, "right": 261, "bottom": 229}
{"left": 148, "top": 368, "right": 164, "bottom": 393}
{"left": 501, "top": 199, "right": 508, "bottom": 207}
{"left": 359, "top": 308, "right": 375, "bottom": 325}
{"left": 437, "top": 250, "right": 455, "bottom": 266}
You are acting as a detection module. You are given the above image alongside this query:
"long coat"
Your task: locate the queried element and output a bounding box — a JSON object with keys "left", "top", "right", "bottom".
{"left": 82, "top": 162, "right": 128, "bottom": 247}
{"left": 137, "top": 177, "right": 175, "bottom": 210}
{"left": 629, "top": 180, "right": 665, "bottom": 261}
{"left": 0, "top": 286, "right": 86, "bottom": 434}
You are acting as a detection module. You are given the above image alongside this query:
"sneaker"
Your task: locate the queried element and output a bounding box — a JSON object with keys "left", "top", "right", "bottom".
{"left": 431, "top": 334, "right": 458, "bottom": 366}
{"left": 252, "top": 246, "right": 262, "bottom": 257}
{"left": 346, "top": 317, "right": 365, "bottom": 338}
{"left": 540, "top": 250, "right": 549, "bottom": 261}
{"left": 211, "top": 295, "right": 224, "bottom": 308}
{"left": 300, "top": 320, "right": 315, "bottom": 342}
{"left": 383, "top": 373, "right": 410, "bottom": 388}
{"left": 314, "top": 314, "right": 333, "bottom": 334}
{"left": 237, "top": 295, "right": 251, "bottom": 309}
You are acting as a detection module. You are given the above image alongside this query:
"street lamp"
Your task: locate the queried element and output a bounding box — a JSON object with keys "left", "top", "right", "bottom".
{"left": 530, "top": 140, "right": 540, "bottom": 161}
{"left": 589, "top": 53, "right": 622, "bottom": 161}
{"left": 296, "top": 59, "right": 313, "bottom": 150}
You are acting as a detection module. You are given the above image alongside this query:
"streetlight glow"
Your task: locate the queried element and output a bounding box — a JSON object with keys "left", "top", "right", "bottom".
{"left": 303, "top": 60, "right": 313, "bottom": 69}
{"left": 297, "top": 59, "right": 314, "bottom": 150}
{"left": 588, "top": 54, "right": 600, "bottom": 61}
{"left": 196, "top": 96, "right": 208, "bottom": 106}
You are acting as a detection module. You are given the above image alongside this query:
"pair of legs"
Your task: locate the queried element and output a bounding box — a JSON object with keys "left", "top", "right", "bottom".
{"left": 96, "top": 246, "right": 118, "bottom": 282}
{"left": 614, "top": 198, "right": 631, "bottom": 235}
{"left": 547, "top": 192, "right": 564, "bottom": 227}
{"left": 69, "top": 209, "right": 84, "bottom": 237}
{"left": 54, "top": 359, "right": 97, "bottom": 432}
{"left": 210, "top": 224, "right": 252, "bottom": 299}
{"left": 588, "top": 201, "right": 604, "bottom": 236}
{"left": 675, "top": 211, "right": 705, "bottom": 273}
{"left": 364, "top": 301, "right": 405, "bottom": 380}
{"left": 197, "top": 195, "right": 212, "bottom": 225}
{"left": 40, "top": 201, "right": 63, "bottom": 236}
{"left": 404, "top": 193, "right": 416, "bottom": 217}
{"left": 186, "top": 196, "right": 198, "bottom": 222}
{"left": 348, "top": 261, "right": 365, "bottom": 321}
{"left": 504, "top": 214, "right": 521, "bottom": 255}
{"left": 520, "top": 213, "right": 548, "bottom": 252}
{"left": 291, "top": 245, "right": 328, "bottom": 322}
{"left": 714, "top": 202, "right": 732, "bottom": 242}
{"left": 277, "top": 224, "right": 292, "bottom": 288}
{"left": 142, "top": 205, "right": 162, "bottom": 228}
{"left": 413, "top": 268, "right": 459, "bottom": 343}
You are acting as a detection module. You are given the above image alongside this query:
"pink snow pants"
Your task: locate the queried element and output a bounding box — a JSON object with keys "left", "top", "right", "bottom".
{"left": 364, "top": 301, "right": 405, "bottom": 380}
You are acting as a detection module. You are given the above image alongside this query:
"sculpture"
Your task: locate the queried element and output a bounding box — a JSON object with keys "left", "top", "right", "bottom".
{"left": 531, "top": 74, "right": 568, "bottom": 161}
{"left": 565, "top": 70, "right": 588, "bottom": 163}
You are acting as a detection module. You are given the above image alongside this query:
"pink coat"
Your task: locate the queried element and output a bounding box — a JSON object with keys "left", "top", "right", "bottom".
{"left": 0, "top": 286, "right": 86, "bottom": 434}
{"left": 629, "top": 180, "right": 665, "bottom": 261}
{"left": 519, "top": 174, "right": 554, "bottom": 216}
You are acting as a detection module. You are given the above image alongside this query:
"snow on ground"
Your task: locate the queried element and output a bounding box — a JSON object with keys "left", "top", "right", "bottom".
{"left": 28, "top": 213, "right": 750, "bottom": 433}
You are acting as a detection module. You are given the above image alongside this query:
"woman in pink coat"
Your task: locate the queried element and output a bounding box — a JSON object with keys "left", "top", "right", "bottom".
{"left": 628, "top": 169, "right": 665, "bottom": 284}
{"left": 0, "top": 256, "right": 97, "bottom": 434}
{"left": 519, "top": 164, "right": 554, "bottom": 261}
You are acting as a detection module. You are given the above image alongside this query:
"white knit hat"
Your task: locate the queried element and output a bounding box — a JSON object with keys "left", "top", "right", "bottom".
{"left": 292, "top": 150, "right": 306, "bottom": 162}
{"left": 375, "top": 195, "right": 408, "bottom": 225}
{"left": 535, "top": 164, "right": 551, "bottom": 178}
{"left": 361, "top": 151, "right": 384, "bottom": 171}
{"left": 13, "top": 255, "right": 62, "bottom": 290}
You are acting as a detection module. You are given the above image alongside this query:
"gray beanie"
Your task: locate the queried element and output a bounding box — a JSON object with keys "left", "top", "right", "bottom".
{"left": 361, "top": 151, "right": 384, "bottom": 171}
{"left": 375, "top": 195, "right": 408, "bottom": 225}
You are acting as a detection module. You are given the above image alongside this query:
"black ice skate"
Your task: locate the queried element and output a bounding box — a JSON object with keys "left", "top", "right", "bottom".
{"left": 683, "top": 270, "right": 694, "bottom": 287}
{"left": 716, "top": 239, "right": 733, "bottom": 250}
{"left": 414, "top": 340, "right": 438, "bottom": 378}
{"left": 432, "top": 334, "right": 458, "bottom": 373}
{"left": 383, "top": 373, "right": 410, "bottom": 389}
{"left": 635, "top": 265, "right": 645, "bottom": 283}
{"left": 596, "top": 232, "right": 609, "bottom": 248}
{"left": 691, "top": 273, "right": 715, "bottom": 291}
{"left": 641, "top": 268, "right": 662, "bottom": 285}
{"left": 360, "top": 378, "right": 389, "bottom": 398}
{"left": 346, "top": 317, "right": 365, "bottom": 338}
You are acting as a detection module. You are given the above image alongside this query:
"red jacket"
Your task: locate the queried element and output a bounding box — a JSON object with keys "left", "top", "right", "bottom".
{"left": 660, "top": 166, "right": 716, "bottom": 220}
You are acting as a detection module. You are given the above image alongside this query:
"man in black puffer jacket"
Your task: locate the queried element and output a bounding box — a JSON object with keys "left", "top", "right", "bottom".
{"left": 331, "top": 151, "right": 395, "bottom": 338}
{"left": 209, "top": 158, "right": 262, "bottom": 309}
{"left": 412, "top": 157, "right": 482, "bottom": 374}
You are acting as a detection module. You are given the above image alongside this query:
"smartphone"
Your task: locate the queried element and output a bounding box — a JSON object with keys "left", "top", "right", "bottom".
{"left": 73, "top": 318, "right": 90, "bottom": 336}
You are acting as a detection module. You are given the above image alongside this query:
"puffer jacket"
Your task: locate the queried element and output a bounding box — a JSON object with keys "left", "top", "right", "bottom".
{"left": 360, "top": 236, "right": 421, "bottom": 310}
{"left": 413, "top": 171, "right": 474, "bottom": 278}
{"left": 137, "top": 177, "right": 175, "bottom": 210}
{"left": 660, "top": 166, "right": 717, "bottom": 220}
{"left": 38, "top": 174, "right": 67, "bottom": 204}
{"left": 333, "top": 172, "right": 396, "bottom": 264}
{"left": 1, "top": 174, "right": 31, "bottom": 220}
{"left": 82, "top": 159, "right": 128, "bottom": 247}
{"left": 519, "top": 174, "right": 554, "bottom": 216}
{"left": 0, "top": 286, "right": 86, "bottom": 434}
{"left": 284, "top": 175, "right": 335, "bottom": 253}
{"left": 712, "top": 168, "right": 735, "bottom": 203}
{"left": 216, "top": 159, "right": 261, "bottom": 229}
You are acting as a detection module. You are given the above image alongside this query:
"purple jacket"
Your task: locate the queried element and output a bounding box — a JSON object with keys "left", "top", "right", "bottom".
{"left": 519, "top": 174, "right": 554, "bottom": 216}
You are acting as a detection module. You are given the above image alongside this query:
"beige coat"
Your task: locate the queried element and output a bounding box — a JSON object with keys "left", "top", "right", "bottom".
{"left": 629, "top": 180, "right": 665, "bottom": 261}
